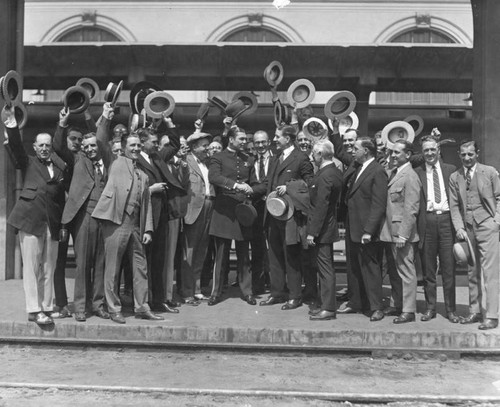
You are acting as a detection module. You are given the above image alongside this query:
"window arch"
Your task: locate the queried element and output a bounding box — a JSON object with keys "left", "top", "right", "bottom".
{"left": 56, "top": 26, "right": 122, "bottom": 42}
{"left": 389, "top": 28, "right": 456, "bottom": 44}
{"left": 222, "top": 27, "right": 287, "bottom": 43}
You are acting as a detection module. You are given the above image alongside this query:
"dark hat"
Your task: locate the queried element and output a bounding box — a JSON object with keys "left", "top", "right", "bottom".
{"left": 232, "top": 91, "right": 258, "bottom": 116}
{"left": 287, "top": 79, "right": 315, "bottom": 109}
{"left": 266, "top": 191, "right": 294, "bottom": 221}
{"left": 196, "top": 102, "right": 211, "bottom": 121}
{"left": 404, "top": 115, "right": 424, "bottom": 137}
{"left": 208, "top": 96, "right": 228, "bottom": 113}
{"left": 381, "top": 120, "right": 415, "bottom": 150}
{"left": 324, "top": 91, "right": 356, "bottom": 121}
{"left": 274, "top": 99, "right": 291, "bottom": 126}
{"left": 143, "top": 91, "right": 175, "bottom": 119}
{"left": 235, "top": 202, "right": 258, "bottom": 227}
{"left": 76, "top": 77, "right": 100, "bottom": 103}
{"left": 302, "top": 117, "right": 328, "bottom": 141}
{"left": 225, "top": 99, "right": 247, "bottom": 118}
{"left": 453, "top": 235, "right": 475, "bottom": 267}
{"left": 62, "top": 85, "right": 90, "bottom": 114}
{"left": 129, "top": 81, "right": 161, "bottom": 115}
{"left": 0, "top": 70, "right": 22, "bottom": 106}
{"left": 104, "top": 80, "right": 123, "bottom": 107}
{"left": 186, "top": 131, "right": 212, "bottom": 146}
{"left": 1, "top": 102, "right": 28, "bottom": 129}
{"left": 263, "top": 61, "right": 284, "bottom": 87}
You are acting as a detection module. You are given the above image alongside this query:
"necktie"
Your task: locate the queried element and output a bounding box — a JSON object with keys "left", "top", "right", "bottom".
{"left": 388, "top": 168, "right": 397, "bottom": 182}
{"left": 279, "top": 154, "right": 284, "bottom": 164}
{"left": 94, "top": 162, "right": 102, "bottom": 176}
{"left": 432, "top": 165, "right": 441, "bottom": 203}
{"left": 259, "top": 155, "right": 265, "bottom": 180}
{"left": 466, "top": 168, "right": 472, "bottom": 190}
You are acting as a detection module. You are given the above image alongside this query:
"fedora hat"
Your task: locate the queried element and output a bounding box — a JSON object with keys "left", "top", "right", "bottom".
{"left": 263, "top": 61, "right": 284, "bottom": 87}
{"left": 208, "top": 96, "right": 228, "bottom": 113}
{"left": 266, "top": 191, "right": 294, "bottom": 221}
{"left": 76, "top": 77, "right": 100, "bottom": 103}
{"left": 104, "top": 80, "right": 123, "bottom": 107}
{"left": 128, "top": 112, "right": 147, "bottom": 132}
{"left": 404, "top": 115, "right": 424, "bottom": 137}
{"left": 129, "top": 81, "right": 161, "bottom": 115}
{"left": 332, "top": 111, "right": 360, "bottom": 135}
{"left": 302, "top": 117, "right": 328, "bottom": 141}
{"left": 143, "top": 91, "right": 175, "bottom": 119}
{"left": 453, "top": 235, "right": 475, "bottom": 267}
{"left": 62, "top": 85, "right": 90, "bottom": 114}
{"left": 274, "top": 99, "right": 291, "bottom": 126}
{"left": 225, "top": 99, "right": 247, "bottom": 118}
{"left": 235, "top": 202, "right": 258, "bottom": 227}
{"left": 1, "top": 102, "right": 28, "bottom": 129}
{"left": 196, "top": 102, "right": 211, "bottom": 121}
{"left": 0, "top": 70, "right": 22, "bottom": 106}
{"left": 381, "top": 120, "right": 415, "bottom": 150}
{"left": 324, "top": 91, "right": 356, "bottom": 121}
{"left": 287, "top": 79, "right": 315, "bottom": 109}
{"left": 232, "top": 91, "right": 258, "bottom": 116}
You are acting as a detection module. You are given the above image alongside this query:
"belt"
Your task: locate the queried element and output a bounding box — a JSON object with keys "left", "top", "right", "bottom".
{"left": 205, "top": 196, "right": 216, "bottom": 201}
{"left": 427, "top": 210, "right": 450, "bottom": 215}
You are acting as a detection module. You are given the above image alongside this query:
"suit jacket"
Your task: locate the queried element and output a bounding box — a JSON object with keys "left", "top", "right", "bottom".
{"left": 449, "top": 163, "right": 500, "bottom": 232}
{"left": 307, "top": 162, "right": 343, "bottom": 244}
{"left": 91, "top": 156, "right": 153, "bottom": 237}
{"left": 346, "top": 159, "right": 388, "bottom": 243}
{"left": 415, "top": 160, "right": 456, "bottom": 248}
{"left": 166, "top": 157, "right": 190, "bottom": 219}
{"left": 380, "top": 163, "right": 421, "bottom": 243}
{"left": 6, "top": 126, "right": 69, "bottom": 239}
{"left": 184, "top": 153, "right": 215, "bottom": 225}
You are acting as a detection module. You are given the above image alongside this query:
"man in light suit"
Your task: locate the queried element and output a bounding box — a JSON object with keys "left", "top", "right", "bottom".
{"left": 340, "top": 137, "right": 387, "bottom": 321}
{"left": 449, "top": 140, "right": 500, "bottom": 330}
{"left": 306, "top": 140, "right": 343, "bottom": 320}
{"left": 180, "top": 132, "right": 215, "bottom": 304}
{"left": 380, "top": 139, "right": 421, "bottom": 324}
{"left": 415, "top": 135, "right": 459, "bottom": 323}
{"left": 92, "top": 132, "right": 163, "bottom": 324}
{"left": 4, "top": 107, "right": 69, "bottom": 325}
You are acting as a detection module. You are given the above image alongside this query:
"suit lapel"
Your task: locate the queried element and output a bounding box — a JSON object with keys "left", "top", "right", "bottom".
{"left": 418, "top": 165, "right": 428, "bottom": 201}
{"left": 350, "top": 160, "right": 375, "bottom": 195}
{"left": 276, "top": 148, "right": 297, "bottom": 175}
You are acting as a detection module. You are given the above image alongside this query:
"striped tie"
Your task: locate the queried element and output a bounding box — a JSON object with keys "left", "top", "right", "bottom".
{"left": 433, "top": 165, "right": 441, "bottom": 204}
{"left": 466, "top": 168, "right": 472, "bottom": 190}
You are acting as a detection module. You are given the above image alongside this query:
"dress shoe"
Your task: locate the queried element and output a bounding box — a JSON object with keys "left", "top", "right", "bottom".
{"left": 28, "top": 312, "right": 54, "bottom": 325}
{"left": 393, "top": 312, "right": 416, "bottom": 324}
{"left": 74, "top": 312, "right": 86, "bottom": 322}
{"left": 308, "top": 308, "right": 321, "bottom": 316}
{"left": 94, "top": 309, "right": 110, "bottom": 319}
{"left": 370, "top": 310, "right": 385, "bottom": 322}
{"left": 447, "top": 311, "right": 460, "bottom": 324}
{"left": 182, "top": 297, "right": 200, "bottom": 306}
{"left": 460, "top": 313, "right": 482, "bottom": 325}
{"left": 259, "top": 296, "right": 286, "bottom": 306}
{"left": 166, "top": 300, "right": 181, "bottom": 308}
{"left": 110, "top": 312, "right": 126, "bottom": 324}
{"left": 281, "top": 299, "right": 302, "bottom": 310}
{"left": 243, "top": 295, "right": 257, "bottom": 305}
{"left": 310, "top": 310, "right": 336, "bottom": 321}
{"left": 51, "top": 305, "right": 72, "bottom": 319}
{"left": 383, "top": 307, "right": 401, "bottom": 316}
{"left": 207, "top": 296, "right": 221, "bottom": 306}
{"left": 153, "top": 303, "right": 179, "bottom": 314}
{"left": 478, "top": 318, "right": 498, "bottom": 330}
{"left": 337, "top": 304, "right": 359, "bottom": 314}
{"left": 194, "top": 293, "right": 210, "bottom": 301}
{"left": 135, "top": 310, "right": 164, "bottom": 321}
{"left": 420, "top": 310, "right": 436, "bottom": 322}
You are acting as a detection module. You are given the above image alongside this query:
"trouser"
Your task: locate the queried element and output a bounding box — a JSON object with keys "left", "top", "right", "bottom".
{"left": 312, "top": 243, "right": 336, "bottom": 311}
{"left": 391, "top": 242, "right": 417, "bottom": 313}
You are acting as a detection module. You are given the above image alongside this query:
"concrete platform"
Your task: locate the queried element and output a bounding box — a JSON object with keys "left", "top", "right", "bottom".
{"left": 0, "top": 274, "right": 499, "bottom": 355}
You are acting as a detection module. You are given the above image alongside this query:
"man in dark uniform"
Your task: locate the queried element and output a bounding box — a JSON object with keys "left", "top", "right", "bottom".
{"left": 207, "top": 126, "right": 266, "bottom": 306}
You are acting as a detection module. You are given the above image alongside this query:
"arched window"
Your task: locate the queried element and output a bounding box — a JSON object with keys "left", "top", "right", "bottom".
{"left": 222, "top": 27, "right": 287, "bottom": 42}
{"left": 56, "top": 26, "right": 122, "bottom": 42}
{"left": 390, "top": 28, "right": 456, "bottom": 44}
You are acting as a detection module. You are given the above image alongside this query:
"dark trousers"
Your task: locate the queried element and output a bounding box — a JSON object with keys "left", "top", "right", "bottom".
{"left": 53, "top": 227, "right": 75, "bottom": 308}
{"left": 72, "top": 210, "right": 105, "bottom": 313}
{"left": 312, "top": 243, "right": 336, "bottom": 311}
{"left": 211, "top": 237, "right": 252, "bottom": 298}
{"left": 348, "top": 240, "right": 384, "bottom": 311}
{"left": 267, "top": 217, "right": 302, "bottom": 300}
{"left": 421, "top": 212, "right": 456, "bottom": 313}
{"left": 301, "top": 247, "right": 318, "bottom": 299}
{"left": 250, "top": 200, "right": 269, "bottom": 294}
{"left": 146, "top": 214, "right": 168, "bottom": 306}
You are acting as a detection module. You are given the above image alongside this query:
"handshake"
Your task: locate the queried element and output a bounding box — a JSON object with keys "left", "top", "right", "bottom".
{"left": 234, "top": 182, "right": 253, "bottom": 195}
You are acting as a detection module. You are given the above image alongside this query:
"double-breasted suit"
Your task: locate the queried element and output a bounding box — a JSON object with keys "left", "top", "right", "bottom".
{"left": 449, "top": 163, "right": 500, "bottom": 319}
{"left": 266, "top": 147, "right": 314, "bottom": 300}
{"left": 380, "top": 163, "right": 421, "bottom": 314}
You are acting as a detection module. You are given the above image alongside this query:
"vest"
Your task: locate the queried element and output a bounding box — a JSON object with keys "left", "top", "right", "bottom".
{"left": 465, "top": 173, "right": 491, "bottom": 225}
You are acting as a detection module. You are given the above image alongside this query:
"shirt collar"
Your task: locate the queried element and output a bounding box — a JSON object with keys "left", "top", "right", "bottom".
{"left": 397, "top": 162, "right": 410, "bottom": 173}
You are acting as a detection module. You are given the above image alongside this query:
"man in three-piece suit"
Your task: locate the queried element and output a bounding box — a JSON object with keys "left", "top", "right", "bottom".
{"left": 380, "top": 140, "right": 421, "bottom": 324}
{"left": 4, "top": 107, "right": 69, "bottom": 326}
{"left": 180, "top": 132, "right": 215, "bottom": 304}
{"left": 415, "top": 135, "right": 459, "bottom": 323}
{"left": 449, "top": 140, "right": 500, "bottom": 330}
{"left": 136, "top": 123, "right": 181, "bottom": 313}
{"left": 340, "top": 137, "right": 387, "bottom": 321}
{"left": 306, "top": 140, "right": 343, "bottom": 321}
{"left": 92, "top": 131, "right": 163, "bottom": 324}
{"left": 260, "top": 124, "right": 314, "bottom": 310}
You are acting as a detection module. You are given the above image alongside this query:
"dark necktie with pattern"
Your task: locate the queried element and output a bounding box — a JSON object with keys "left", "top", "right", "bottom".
{"left": 466, "top": 168, "right": 472, "bottom": 190}
{"left": 259, "top": 155, "right": 265, "bottom": 180}
{"left": 94, "top": 161, "right": 102, "bottom": 177}
{"left": 432, "top": 165, "right": 441, "bottom": 203}
{"left": 388, "top": 168, "right": 397, "bottom": 183}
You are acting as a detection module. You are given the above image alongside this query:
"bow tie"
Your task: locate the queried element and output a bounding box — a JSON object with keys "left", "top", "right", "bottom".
{"left": 39, "top": 159, "right": 52, "bottom": 166}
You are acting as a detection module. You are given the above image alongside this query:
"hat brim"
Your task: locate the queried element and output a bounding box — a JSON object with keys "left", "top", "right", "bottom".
{"left": 1, "top": 70, "right": 22, "bottom": 106}
{"left": 337, "top": 112, "right": 359, "bottom": 135}
{"left": 235, "top": 203, "right": 258, "bottom": 227}
{"left": 404, "top": 115, "right": 425, "bottom": 137}
{"left": 464, "top": 235, "right": 476, "bottom": 267}
{"left": 208, "top": 96, "right": 228, "bottom": 113}
{"left": 264, "top": 61, "right": 284, "bottom": 87}
{"left": 303, "top": 117, "right": 328, "bottom": 141}
{"left": 129, "top": 81, "right": 161, "bottom": 114}
{"left": 144, "top": 91, "right": 175, "bottom": 119}
{"left": 232, "top": 91, "right": 258, "bottom": 116}
{"left": 266, "top": 191, "right": 294, "bottom": 221}
{"left": 324, "top": 91, "right": 356, "bottom": 121}
{"left": 76, "top": 77, "right": 100, "bottom": 102}
{"left": 196, "top": 103, "right": 211, "bottom": 120}
{"left": 274, "top": 100, "right": 290, "bottom": 127}
{"left": 381, "top": 120, "right": 415, "bottom": 150}
{"left": 1, "top": 102, "right": 28, "bottom": 129}
{"left": 62, "top": 85, "right": 90, "bottom": 114}
{"left": 287, "top": 79, "right": 316, "bottom": 109}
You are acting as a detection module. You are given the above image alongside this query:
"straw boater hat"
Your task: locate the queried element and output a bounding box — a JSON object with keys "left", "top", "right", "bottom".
{"left": 1, "top": 102, "right": 28, "bottom": 129}
{"left": 266, "top": 191, "right": 295, "bottom": 221}
{"left": 76, "top": 77, "right": 100, "bottom": 103}
{"left": 263, "top": 60, "right": 284, "bottom": 87}
{"left": 62, "top": 85, "right": 90, "bottom": 114}
{"left": 302, "top": 117, "right": 328, "bottom": 141}
{"left": 381, "top": 120, "right": 415, "bottom": 150}
{"left": 104, "top": 80, "right": 123, "bottom": 107}
{"left": 324, "top": 91, "right": 356, "bottom": 121}
{"left": 144, "top": 91, "right": 175, "bottom": 119}
{"left": 453, "top": 235, "right": 476, "bottom": 267}
{"left": 0, "top": 70, "right": 22, "bottom": 106}
{"left": 287, "top": 79, "right": 315, "bottom": 109}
